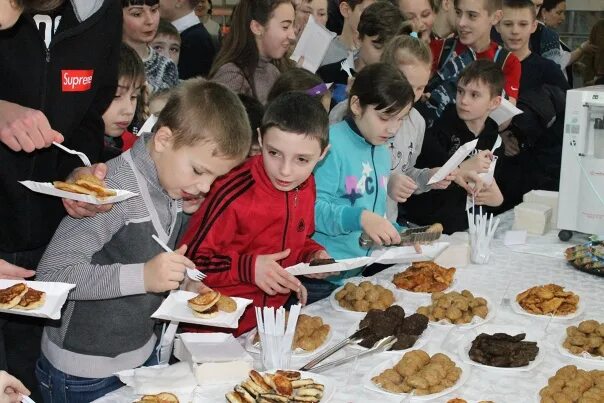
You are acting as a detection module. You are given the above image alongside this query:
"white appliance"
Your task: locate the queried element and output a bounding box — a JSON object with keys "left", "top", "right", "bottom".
{"left": 557, "top": 86, "right": 604, "bottom": 240}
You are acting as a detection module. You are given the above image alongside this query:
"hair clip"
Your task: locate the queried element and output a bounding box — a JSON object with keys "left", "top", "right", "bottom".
{"left": 410, "top": 32, "right": 419, "bottom": 39}
{"left": 305, "top": 83, "right": 330, "bottom": 97}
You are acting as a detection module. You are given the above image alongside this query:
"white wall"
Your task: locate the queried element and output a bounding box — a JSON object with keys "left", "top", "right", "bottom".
{"left": 567, "top": 0, "right": 604, "bottom": 11}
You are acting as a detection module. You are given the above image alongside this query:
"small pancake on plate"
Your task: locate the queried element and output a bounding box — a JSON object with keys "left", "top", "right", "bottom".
{"left": 135, "top": 392, "right": 179, "bottom": 402}
{"left": 0, "top": 283, "right": 28, "bottom": 309}
{"left": 74, "top": 174, "right": 116, "bottom": 197}
{"left": 216, "top": 294, "right": 237, "bottom": 313}
{"left": 14, "top": 288, "right": 46, "bottom": 310}
{"left": 53, "top": 181, "right": 98, "bottom": 196}
{"left": 188, "top": 290, "right": 220, "bottom": 312}
{"left": 192, "top": 304, "right": 219, "bottom": 319}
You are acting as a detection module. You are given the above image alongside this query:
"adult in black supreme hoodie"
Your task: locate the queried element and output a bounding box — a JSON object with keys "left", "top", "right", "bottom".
{"left": 0, "top": 0, "right": 121, "bottom": 397}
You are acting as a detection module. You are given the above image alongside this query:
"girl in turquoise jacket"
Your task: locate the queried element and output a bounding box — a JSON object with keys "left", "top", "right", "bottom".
{"left": 310, "top": 63, "right": 415, "bottom": 301}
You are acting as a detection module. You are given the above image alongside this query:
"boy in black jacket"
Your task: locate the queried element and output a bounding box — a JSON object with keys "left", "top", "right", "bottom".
{"left": 405, "top": 60, "right": 505, "bottom": 234}
{"left": 0, "top": 0, "right": 121, "bottom": 397}
{"left": 160, "top": 0, "right": 216, "bottom": 78}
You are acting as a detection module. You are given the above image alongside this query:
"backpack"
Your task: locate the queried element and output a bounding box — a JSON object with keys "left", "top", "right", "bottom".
{"left": 417, "top": 38, "right": 511, "bottom": 128}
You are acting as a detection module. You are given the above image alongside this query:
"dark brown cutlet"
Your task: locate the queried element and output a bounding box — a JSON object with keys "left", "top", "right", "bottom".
{"left": 396, "top": 313, "right": 429, "bottom": 336}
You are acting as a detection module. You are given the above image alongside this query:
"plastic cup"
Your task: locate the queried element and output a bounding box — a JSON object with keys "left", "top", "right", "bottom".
{"left": 470, "top": 236, "right": 491, "bottom": 264}
{"left": 259, "top": 332, "right": 293, "bottom": 370}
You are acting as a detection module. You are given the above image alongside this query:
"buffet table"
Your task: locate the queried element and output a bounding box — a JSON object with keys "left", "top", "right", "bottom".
{"left": 98, "top": 212, "right": 604, "bottom": 402}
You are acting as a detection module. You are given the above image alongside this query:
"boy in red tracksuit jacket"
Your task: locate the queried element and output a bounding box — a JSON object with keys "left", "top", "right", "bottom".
{"left": 180, "top": 92, "right": 332, "bottom": 335}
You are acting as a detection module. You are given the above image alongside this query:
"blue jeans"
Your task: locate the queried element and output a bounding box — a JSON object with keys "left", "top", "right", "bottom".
{"left": 36, "top": 349, "right": 159, "bottom": 403}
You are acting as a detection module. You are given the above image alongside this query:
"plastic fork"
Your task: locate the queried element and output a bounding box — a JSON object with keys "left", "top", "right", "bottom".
{"left": 151, "top": 234, "right": 206, "bottom": 282}
{"left": 53, "top": 142, "right": 91, "bottom": 166}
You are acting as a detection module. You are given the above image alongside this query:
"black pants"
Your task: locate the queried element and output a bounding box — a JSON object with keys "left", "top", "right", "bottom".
{"left": 0, "top": 248, "right": 46, "bottom": 402}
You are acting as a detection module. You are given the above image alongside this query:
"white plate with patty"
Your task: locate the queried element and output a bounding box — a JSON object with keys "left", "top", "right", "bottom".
{"left": 0, "top": 279, "right": 75, "bottom": 320}
{"left": 152, "top": 290, "right": 252, "bottom": 328}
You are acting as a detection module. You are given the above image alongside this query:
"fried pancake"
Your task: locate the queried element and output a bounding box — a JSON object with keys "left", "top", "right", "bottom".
{"left": 0, "top": 283, "right": 28, "bottom": 309}
{"left": 74, "top": 176, "right": 116, "bottom": 198}
{"left": 427, "top": 223, "right": 444, "bottom": 233}
{"left": 216, "top": 294, "right": 237, "bottom": 313}
{"left": 136, "top": 392, "right": 179, "bottom": 402}
{"left": 14, "top": 288, "right": 46, "bottom": 310}
{"left": 225, "top": 391, "right": 245, "bottom": 403}
{"left": 191, "top": 304, "right": 219, "bottom": 318}
{"left": 249, "top": 370, "right": 273, "bottom": 393}
{"left": 53, "top": 181, "right": 97, "bottom": 196}
{"left": 276, "top": 370, "right": 301, "bottom": 381}
{"left": 74, "top": 173, "right": 103, "bottom": 187}
{"left": 273, "top": 373, "right": 293, "bottom": 396}
{"left": 188, "top": 291, "right": 220, "bottom": 312}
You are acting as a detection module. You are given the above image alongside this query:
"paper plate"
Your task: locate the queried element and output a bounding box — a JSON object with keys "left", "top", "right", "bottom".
{"left": 371, "top": 242, "right": 450, "bottom": 265}
{"left": 286, "top": 256, "right": 374, "bottom": 276}
{"left": 345, "top": 318, "right": 431, "bottom": 354}
{"left": 457, "top": 325, "right": 545, "bottom": 372}
{"left": 328, "top": 277, "right": 403, "bottom": 317}
{"left": 510, "top": 287, "right": 584, "bottom": 321}
{"left": 245, "top": 320, "right": 335, "bottom": 358}
{"left": 557, "top": 328, "right": 604, "bottom": 366}
{"left": 0, "top": 279, "right": 75, "bottom": 320}
{"left": 152, "top": 291, "right": 252, "bottom": 328}
{"left": 420, "top": 295, "right": 497, "bottom": 330}
{"left": 363, "top": 350, "right": 471, "bottom": 400}
{"left": 20, "top": 180, "right": 137, "bottom": 205}
{"left": 225, "top": 370, "right": 336, "bottom": 403}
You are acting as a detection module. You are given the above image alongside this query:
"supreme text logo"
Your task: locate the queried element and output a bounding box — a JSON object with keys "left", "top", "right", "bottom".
{"left": 61, "top": 70, "right": 94, "bottom": 92}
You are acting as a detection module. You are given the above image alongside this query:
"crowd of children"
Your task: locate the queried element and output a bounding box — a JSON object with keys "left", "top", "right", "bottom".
{"left": 0, "top": 0, "right": 602, "bottom": 401}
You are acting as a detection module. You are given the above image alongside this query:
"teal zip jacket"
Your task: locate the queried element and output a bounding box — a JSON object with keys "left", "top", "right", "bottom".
{"left": 313, "top": 118, "right": 390, "bottom": 283}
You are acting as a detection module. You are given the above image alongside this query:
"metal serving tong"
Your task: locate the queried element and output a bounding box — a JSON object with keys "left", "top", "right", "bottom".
{"left": 309, "top": 335, "right": 397, "bottom": 373}
{"left": 359, "top": 224, "right": 443, "bottom": 248}
{"left": 299, "top": 327, "right": 368, "bottom": 371}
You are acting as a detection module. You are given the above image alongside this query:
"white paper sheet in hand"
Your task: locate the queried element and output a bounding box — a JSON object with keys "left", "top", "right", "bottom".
{"left": 0, "top": 279, "right": 75, "bottom": 320}
{"left": 489, "top": 98, "right": 523, "bottom": 125}
{"left": 19, "top": 181, "right": 137, "bottom": 205}
{"left": 114, "top": 362, "right": 196, "bottom": 395}
{"left": 290, "top": 15, "right": 336, "bottom": 73}
{"left": 371, "top": 242, "right": 450, "bottom": 264}
{"left": 285, "top": 256, "right": 374, "bottom": 275}
{"left": 427, "top": 139, "right": 478, "bottom": 185}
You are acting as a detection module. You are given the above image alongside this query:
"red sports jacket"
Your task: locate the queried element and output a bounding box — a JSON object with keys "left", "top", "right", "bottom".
{"left": 179, "top": 155, "right": 325, "bottom": 335}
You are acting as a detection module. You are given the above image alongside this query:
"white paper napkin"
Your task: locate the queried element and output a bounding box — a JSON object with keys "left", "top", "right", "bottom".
{"left": 290, "top": 15, "right": 336, "bottom": 73}
{"left": 489, "top": 98, "right": 523, "bottom": 125}
{"left": 115, "top": 362, "right": 196, "bottom": 395}
{"left": 428, "top": 139, "right": 478, "bottom": 185}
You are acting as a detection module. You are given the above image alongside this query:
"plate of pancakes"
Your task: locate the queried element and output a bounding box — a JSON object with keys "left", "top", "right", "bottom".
{"left": 0, "top": 280, "right": 75, "bottom": 320}
{"left": 152, "top": 290, "right": 252, "bottom": 328}
{"left": 20, "top": 174, "right": 137, "bottom": 205}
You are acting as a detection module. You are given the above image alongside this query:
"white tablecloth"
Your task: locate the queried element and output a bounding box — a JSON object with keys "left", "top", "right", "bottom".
{"left": 97, "top": 213, "right": 604, "bottom": 403}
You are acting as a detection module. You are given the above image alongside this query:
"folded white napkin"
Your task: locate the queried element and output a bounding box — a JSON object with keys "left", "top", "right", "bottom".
{"left": 116, "top": 362, "right": 196, "bottom": 395}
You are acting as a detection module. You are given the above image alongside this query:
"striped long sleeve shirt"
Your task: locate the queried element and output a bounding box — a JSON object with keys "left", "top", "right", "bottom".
{"left": 37, "top": 133, "right": 183, "bottom": 378}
